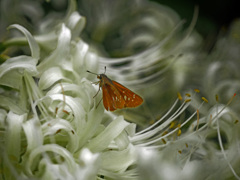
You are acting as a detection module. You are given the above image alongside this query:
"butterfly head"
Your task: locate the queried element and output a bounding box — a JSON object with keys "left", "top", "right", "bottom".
{"left": 97, "top": 73, "right": 108, "bottom": 80}
{"left": 97, "top": 75, "right": 101, "bottom": 79}
{"left": 97, "top": 74, "right": 106, "bottom": 80}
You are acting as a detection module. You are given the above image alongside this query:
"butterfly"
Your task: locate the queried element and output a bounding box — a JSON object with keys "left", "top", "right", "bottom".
{"left": 87, "top": 67, "right": 143, "bottom": 111}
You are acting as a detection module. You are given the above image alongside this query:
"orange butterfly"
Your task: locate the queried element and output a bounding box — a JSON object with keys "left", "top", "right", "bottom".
{"left": 87, "top": 67, "right": 143, "bottom": 111}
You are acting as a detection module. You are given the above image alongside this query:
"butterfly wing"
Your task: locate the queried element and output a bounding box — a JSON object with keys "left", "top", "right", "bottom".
{"left": 112, "top": 80, "right": 143, "bottom": 108}
{"left": 99, "top": 73, "right": 143, "bottom": 111}
{"left": 102, "top": 83, "right": 125, "bottom": 111}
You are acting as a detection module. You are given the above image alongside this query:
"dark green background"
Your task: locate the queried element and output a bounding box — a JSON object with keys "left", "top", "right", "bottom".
{"left": 151, "top": 0, "right": 239, "bottom": 35}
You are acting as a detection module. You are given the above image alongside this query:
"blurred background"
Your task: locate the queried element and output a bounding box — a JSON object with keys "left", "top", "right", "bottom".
{"left": 154, "top": 0, "right": 239, "bottom": 33}
{"left": 1, "top": 0, "right": 239, "bottom": 41}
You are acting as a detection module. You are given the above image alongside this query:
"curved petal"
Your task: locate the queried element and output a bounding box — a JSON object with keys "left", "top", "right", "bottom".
{"left": 8, "top": 24, "right": 40, "bottom": 59}
{"left": 86, "top": 116, "right": 129, "bottom": 153}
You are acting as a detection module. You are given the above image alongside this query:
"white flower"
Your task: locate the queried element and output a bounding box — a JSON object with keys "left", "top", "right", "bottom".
{"left": 1, "top": 0, "right": 240, "bottom": 180}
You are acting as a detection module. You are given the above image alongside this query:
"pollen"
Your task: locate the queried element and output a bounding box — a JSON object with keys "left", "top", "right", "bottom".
{"left": 124, "top": 95, "right": 127, "bottom": 101}
{"left": 202, "top": 97, "right": 208, "bottom": 103}
{"left": 194, "top": 89, "right": 200, "bottom": 93}
{"left": 169, "top": 122, "right": 175, "bottom": 129}
{"left": 177, "top": 129, "right": 181, "bottom": 136}
{"left": 177, "top": 92, "right": 182, "bottom": 100}
{"left": 185, "top": 99, "right": 191, "bottom": 103}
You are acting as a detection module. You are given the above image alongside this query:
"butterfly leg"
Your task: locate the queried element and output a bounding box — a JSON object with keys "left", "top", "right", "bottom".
{"left": 96, "top": 97, "right": 103, "bottom": 109}
{"left": 92, "top": 81, "right": 99, "bottom": 85}
{"left": 93, "top": 85, "right": 101, "bottom": 98}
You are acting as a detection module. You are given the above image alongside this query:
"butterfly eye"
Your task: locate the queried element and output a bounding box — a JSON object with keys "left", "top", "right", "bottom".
{"left": 98, "top": 75, "right": 103, "bottom": 80}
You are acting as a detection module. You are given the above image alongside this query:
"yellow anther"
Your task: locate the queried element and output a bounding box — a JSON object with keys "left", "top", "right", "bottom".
{"left": 177, "top": 129, "right": 181, "bottom": 136}
{"left": 202, "top": 97, "right": 208, "bottom": 103}
{"left": 169, "top": 122, "right": 175, "bottom": 129}
{"left": 194, "top": 89, "right": 200, "bottom": 93}
{"left": 162, "top": 138, "right": 167, "bottom": 144}
{"left": 185, "top": 99, "right": 191, "bottom": 103}
{"left": 177, "top": 92, "right": 183, "bottom": 100}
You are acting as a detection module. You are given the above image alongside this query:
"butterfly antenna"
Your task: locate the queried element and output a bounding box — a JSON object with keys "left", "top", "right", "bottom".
{"left": 104, "top": 66, "right": 106, "bottom": 74}
{"left": 86, "top": 70, "right": 99, "bottom": 75}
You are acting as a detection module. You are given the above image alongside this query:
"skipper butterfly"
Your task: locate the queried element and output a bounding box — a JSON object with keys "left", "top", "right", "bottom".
{"left": 87, "top": 67, "right": 143, "bottom": 111}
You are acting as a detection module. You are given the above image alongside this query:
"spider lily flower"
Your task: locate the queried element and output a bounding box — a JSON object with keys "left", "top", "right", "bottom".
{"left": 1, "top": 0, "right": 240, "bottom": 180}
